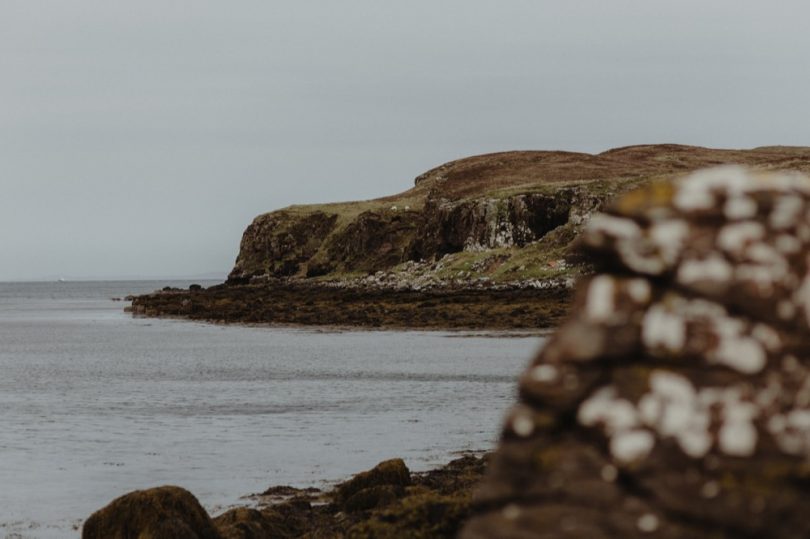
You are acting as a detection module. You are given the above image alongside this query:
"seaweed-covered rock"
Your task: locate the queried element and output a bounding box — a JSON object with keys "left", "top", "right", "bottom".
{"left": 348, "top": 491, "right": 471, "bottom": 538}
{"left": 462, "top": 167, "right": 810, "bottom": 538}
{"left": 82, "top": 486, "right": 222, "bottom": 539}
{"left": 212, "top": 506, "right": 302, "bottom": 539}
{"left": 334, "top": 458, "right": 412, "bottom": 512}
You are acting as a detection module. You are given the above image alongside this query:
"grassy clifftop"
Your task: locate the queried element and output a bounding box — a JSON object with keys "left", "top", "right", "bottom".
{"left": 228, "top": 145, "right": 810, "bottom": 287}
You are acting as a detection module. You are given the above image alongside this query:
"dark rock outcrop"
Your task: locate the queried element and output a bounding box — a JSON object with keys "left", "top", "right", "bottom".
{"left": 229, "top": 210, "right": 338, "bottom": 282}
{"left": 324, "top": 210, "right": 422, "bottom": 273}
{"left": 333, "top": 458, "right": 412, "bottom": 513}
{"left": 462, "top": 167, "right": 810, "bottom": 538}
{"left": 410, "top": 192, "right": 576, "bottom": 259}
{"left": 82, "top": 486, "right": 221, "bottom": 539}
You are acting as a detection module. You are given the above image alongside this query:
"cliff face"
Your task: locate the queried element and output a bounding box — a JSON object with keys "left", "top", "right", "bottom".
{"left": 228, "top": 145, "right": 810, "bottom": 286}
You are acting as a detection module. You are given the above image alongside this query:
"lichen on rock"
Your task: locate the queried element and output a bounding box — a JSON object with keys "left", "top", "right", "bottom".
{"left": 462, "top": 167, "right": 810, "bottom": 538}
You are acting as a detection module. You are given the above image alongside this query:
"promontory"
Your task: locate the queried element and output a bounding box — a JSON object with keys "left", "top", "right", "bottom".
{"left": 131, "top": 144, "right": 810, "bottom": 329}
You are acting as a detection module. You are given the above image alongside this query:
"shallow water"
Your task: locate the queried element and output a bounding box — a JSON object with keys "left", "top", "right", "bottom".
{"left": 0, "top": 281, "right": 541, "bottom": 538}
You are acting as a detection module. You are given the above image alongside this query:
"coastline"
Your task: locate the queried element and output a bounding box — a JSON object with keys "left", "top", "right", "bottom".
{"left": 85, "top": 453, "right": 491, "bottom": 538}
{"left": 128, "top": 280, "right": 573, "bottom": 331}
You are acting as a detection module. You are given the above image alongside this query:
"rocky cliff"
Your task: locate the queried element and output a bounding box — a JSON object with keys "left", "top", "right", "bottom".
{"left": 227, "top": 145, "right": 810, "bottom": 289}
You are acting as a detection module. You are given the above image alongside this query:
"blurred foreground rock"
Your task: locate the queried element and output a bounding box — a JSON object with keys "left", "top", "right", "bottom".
{"left": 462, "top": 167, "right": 810, "bottom": 538}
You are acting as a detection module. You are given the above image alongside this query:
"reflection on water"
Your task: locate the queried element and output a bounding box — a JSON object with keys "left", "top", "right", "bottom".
{"left": 0, "top": 281, "right": 541, "bottom": 538}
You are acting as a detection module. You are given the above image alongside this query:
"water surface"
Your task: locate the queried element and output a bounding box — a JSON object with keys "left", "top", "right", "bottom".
{"left": 0, "top": 281, "right": 541, "bottom": 538}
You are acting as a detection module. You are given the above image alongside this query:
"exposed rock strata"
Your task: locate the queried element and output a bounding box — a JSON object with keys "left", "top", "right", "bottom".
{"left": 462, "top": 167, "right": 810, "bottom": 538}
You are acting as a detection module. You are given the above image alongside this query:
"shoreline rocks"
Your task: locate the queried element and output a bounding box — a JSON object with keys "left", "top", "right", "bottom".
{"left": 83, "top": 454, "right": 489, "bottom": 539}
{"left": 129, "top": 280, "right": 573, "bottom": 330}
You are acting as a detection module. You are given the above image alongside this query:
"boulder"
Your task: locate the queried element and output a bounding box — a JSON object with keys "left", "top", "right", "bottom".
{"left": 82, "top": 485, "right": 221, "bottom": 539}
{"left": 334, "top": 458, "right": 412, "bottom": 512}
{"left": 462, "top": 167, "right": 810, "bottom": 538}
{"left": 212, "top": 507, "right": 298, "bottom": 539}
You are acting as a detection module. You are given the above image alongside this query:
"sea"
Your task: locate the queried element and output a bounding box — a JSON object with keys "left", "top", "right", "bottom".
{"left": 0, "top": 280, "right": 542, "bottom": 538}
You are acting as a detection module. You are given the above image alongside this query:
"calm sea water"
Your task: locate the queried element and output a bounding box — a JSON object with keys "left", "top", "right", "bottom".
{"left": 0, "top": 281, "right": 541, "bottom": 538}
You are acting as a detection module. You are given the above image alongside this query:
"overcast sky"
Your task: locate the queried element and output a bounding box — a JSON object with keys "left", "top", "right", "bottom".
{"left": 2, "top": 1, "right": 809, "bottom": 281}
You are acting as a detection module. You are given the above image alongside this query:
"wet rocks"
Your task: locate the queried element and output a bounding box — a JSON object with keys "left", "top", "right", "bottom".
{"left": 334, "top": 458, "right": 412, "bottom": 512}
{"left": 82, "top": 485, "right": 221, "bottom": 539}
{"left": 462, "top": 167, "right": 810, "bottom": 538}
{"left": 130, "top": 281, "right": 571, "bottom": 330}
{"left": 83, "top": 455, "right": 488, "bottom": 539}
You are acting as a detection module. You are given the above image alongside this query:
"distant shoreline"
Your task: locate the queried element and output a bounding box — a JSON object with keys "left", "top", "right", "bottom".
{"left": 128, "top": 280, "right": 572, "bottom": 331}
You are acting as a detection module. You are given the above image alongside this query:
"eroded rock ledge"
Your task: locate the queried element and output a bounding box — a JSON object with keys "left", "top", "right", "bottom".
{"left": 462, "top": 167, "right": 810, "bottom": 538}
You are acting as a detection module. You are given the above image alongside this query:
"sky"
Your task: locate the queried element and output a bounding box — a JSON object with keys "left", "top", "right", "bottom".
{"left": 2, "top": 1, "right": 809, "bottom": 281}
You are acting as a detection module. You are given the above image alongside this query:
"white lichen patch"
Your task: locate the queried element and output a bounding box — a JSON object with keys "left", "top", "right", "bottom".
{"left": 717, "top": 221, "right": 765, "bottom": 256}
{"left": 775, "top": 234, "right": 802, "bottom": 254}
{"left": 530, "top": 364, "right": 558, "bottom": 383}
{"left": 769, "top": 194, "right": 805, "bottom": 230}
{"left": 576, "top": 369, "right": 804, "bottom": 461}
{"left": 676, "top": 255, "right": 733, "bottom": 293}
{"left": 584, "top": 214, "right": 642, "bottom": 247}
{"left": 585, "top": 214, "right": 689, "bottom": 275}
{"left": 585, "top": 275, "right": 617, "bottom": 322}
{"left": 611, "top": 429, "right": 655, "bottom": 462}
{"left": 509, "top": 406, "right": 536, "bottom": 438}
{"left": 718, "top": 398, "right": 759, "bottom": 457}
{"left": 637, "top": 513, "right": 660, "bottom": 533}
{"left": 639, "top": 371, "right": 712, "bottom": 458}
{"left": 649, "top": 219, "right": 689, "bottom": 264}
{"left": 724, "top": 195, "right": 758, "bottom": 220}
{"left": 673, "top": 166, "right": 750, "bottom": 212}
{"left": 767, "top": 408, "right": 810, "bottom": 455}
{"left": 711, "top": 330, "right": 766, "bottom": 374}
{"left": 627, "top": 278, "right": 652, "bottom": 303}
{"left": 640, "top": 296, "right": 774, "bottom": 374}
{"left": 642, "top": 305, "right": 686, "bottom": 354}
{"left": 578, "top": 386, "right": 654, "bottom": 463}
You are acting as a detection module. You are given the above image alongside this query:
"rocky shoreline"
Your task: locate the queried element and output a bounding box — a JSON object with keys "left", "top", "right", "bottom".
{"left": 129, "top": 146, "right": 810, "bottom": 332}
{"left": 83, "top": 454, "right": 490, "bottom": 538}
{"left": 129, "top": 279, "right": 573, "bottom": 330}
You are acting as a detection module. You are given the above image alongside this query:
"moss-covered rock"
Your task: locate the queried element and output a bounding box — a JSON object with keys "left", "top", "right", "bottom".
{"left": 348, "top": 491, "right": 471, "bottom": 538}
{"left": 334, "top": 458, "right": 412, "bottom": 510}
{"left": 212, "top": 507, "right": 296, "bottom": 539}
{"left": 82, "top": 486, "right": 221, "bottom": 539}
